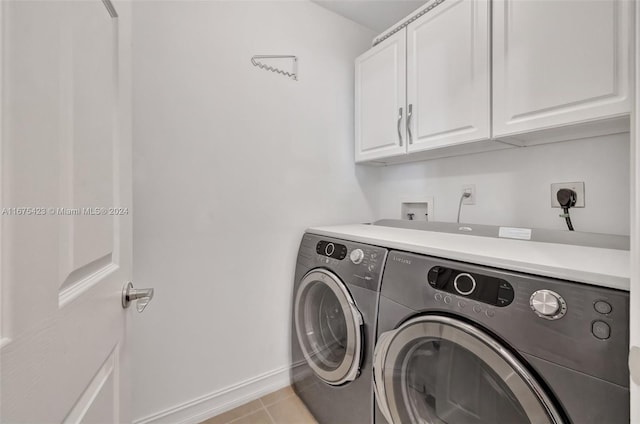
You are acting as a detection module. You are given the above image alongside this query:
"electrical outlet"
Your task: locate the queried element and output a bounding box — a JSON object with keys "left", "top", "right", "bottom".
{"left": 462, "top": 185, "right": 475, "bottom": 205}
{"left": 551, "top": 182, "right": 585, "bottom": 208}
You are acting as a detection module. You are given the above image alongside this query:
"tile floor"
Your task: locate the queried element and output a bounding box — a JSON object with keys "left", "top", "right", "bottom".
{"left": 201, "top": 386, "right": 317, "bottom": 424}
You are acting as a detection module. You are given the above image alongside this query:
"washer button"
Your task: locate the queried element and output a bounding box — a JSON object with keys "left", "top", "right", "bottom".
{"left": 444, "top": 296, "right": 452, "bottom": 305}
{"left": 434, "top": 293, "right": 443, "bottom": 302}
{"left": 453, "top": 273, "right": 476, "bottom": 296}
{"left": 594, "top": 301, "right": 612, "bottom": 315}
{"left": 592, "top": 321, "right": 611, "bottom": 340}
{"left": 485, "top": 309, "right": 495, "bottom": 318}
{"left": 324, "top": 243, "right": 335, "bottom": 256}
{"left": 458, "top": 300, "right": 466, "bottom": 309}
{"left": 473, "top": 305, "right": 482, "bottom": 314}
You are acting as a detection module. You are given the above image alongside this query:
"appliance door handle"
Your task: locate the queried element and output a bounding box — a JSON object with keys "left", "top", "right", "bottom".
{"left": 373, "top": 330, "right": 396, "bottom": 424}
{"left": 397, "top": 107, "right": 403, "bottom": 146}
{"left": 407, "top": 104, "right": 413, "bottom": 144}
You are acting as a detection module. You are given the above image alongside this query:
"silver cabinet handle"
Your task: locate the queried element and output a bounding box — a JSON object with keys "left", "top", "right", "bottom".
{"left": 122, "top": 282, "right": 154, "bottom": 313}
{"left": 397, "top": 107, "right": 403, "bottom": 146}
{"left": 407, "top": 104, "right": 413, "bottom": 144}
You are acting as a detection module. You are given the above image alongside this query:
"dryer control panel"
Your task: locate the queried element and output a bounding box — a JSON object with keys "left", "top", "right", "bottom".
{"left": 427, "top": 266, "right": 515, "bottom": 307}
{"left": 300, "top": 236, "right": 387, "bottom": 292}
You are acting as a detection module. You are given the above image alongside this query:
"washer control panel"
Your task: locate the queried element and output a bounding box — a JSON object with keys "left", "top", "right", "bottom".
{"left": 427, "top": 266, "right": 515, "bottom": 307}
{"left": 306, "top": 236, "right": 387, "bottom": 292}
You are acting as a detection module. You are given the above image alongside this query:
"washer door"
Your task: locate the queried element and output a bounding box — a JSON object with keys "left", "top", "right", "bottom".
{"left": 373, "top": 315, "right": 565, "bottom": 424}
{"left": 294, "top": 269, "right": 363, "bottom": 386}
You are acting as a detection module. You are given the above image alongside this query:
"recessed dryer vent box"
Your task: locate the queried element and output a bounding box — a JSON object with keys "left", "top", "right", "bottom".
{"left": 401, "top": 198, "right": 434, "bottom": 221}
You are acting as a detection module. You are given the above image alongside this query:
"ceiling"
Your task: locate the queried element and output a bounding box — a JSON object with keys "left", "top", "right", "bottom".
{"left": 311, "top": 0, "right": 427, "bottom": 33}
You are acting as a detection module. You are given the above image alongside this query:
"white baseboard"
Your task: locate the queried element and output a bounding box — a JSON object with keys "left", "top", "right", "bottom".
{"left": 133, "top": 366, "right": 291, "bottom": 424}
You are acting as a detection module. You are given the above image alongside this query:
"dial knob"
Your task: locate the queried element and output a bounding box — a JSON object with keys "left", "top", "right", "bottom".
{"left": 324, "top": 243, "right": 335, "bottom": 256}
{"left": 453, "top": 273, "right": 476, "bottom": 296}
{"left": 530, "top": 290, "right": 567, "bottom": 320}
{"left": 350, "top": 249, "right": 364, "bottom": 264}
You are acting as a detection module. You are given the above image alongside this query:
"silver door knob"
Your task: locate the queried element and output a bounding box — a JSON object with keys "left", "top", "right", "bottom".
{"left": 122, "top": 282, "right": 154, "bottom": 313}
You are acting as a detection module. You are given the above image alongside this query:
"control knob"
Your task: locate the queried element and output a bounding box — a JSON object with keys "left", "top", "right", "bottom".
{"left": 324, "top": 243, "right": 335, "bottom": 256}
{"left": 530, "top": 290, "right": 567, "bottom": 320}
{"left": 350, "top": 249, "right": 365, "bottom": 264}
{"left": 453, "top": 273, "right": 476, "bottom": 296}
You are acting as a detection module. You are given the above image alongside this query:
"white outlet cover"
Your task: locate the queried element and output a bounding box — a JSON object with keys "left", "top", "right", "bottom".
{"left": 550, "top": 182, "right": 585, "bottom": 208}
{"left": 462, "top": 184, "right": 476, "bottom": 205}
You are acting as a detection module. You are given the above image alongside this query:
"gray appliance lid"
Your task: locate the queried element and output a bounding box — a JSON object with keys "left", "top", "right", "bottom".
{"left": 373, "top": 219, "right": 629, "bottom": 251}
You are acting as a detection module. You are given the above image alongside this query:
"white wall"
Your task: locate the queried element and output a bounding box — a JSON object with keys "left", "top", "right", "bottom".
{"left": 376, "top": 134, "right": 630, "bottom": 235}
{"left": 131, "top": 1, "right": 377, "bottom": 422}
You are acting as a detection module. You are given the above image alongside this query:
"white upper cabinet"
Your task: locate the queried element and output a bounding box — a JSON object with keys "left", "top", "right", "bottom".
{"left": 355, "top": 31, "right": 406, "bottom": 163}
{"left": 406, "top": 0, "right": 490, "bottom": 152}
{"left": 493, "top": 0, "right": 633, "bottom": 140}
{"left": 355, "top": 0, "right": 634, "bottom": 164}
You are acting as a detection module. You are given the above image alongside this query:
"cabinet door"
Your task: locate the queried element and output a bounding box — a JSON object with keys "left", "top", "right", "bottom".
{"left": 493, "top": 0, "right": 632, "bottom": 138}
{"left": 355, "top": 31, "right": 406, "bottom": 163}
{"left": 406, "top": 0, "right": 490, "bottom": 152}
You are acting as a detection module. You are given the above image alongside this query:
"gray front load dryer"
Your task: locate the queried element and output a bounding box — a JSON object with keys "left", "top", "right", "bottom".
{"left": 291, "top": 233, "right": 388, "bottom": 424}
{"left": 373, "top": 250, "right": 629, "bottom": 424}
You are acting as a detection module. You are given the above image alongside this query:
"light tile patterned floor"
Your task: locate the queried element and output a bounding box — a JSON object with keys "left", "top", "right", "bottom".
{"left": 201, "top": 386, "right": 318, "bottom": 424}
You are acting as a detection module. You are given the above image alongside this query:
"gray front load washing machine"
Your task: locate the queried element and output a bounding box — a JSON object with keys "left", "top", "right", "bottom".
{"left": 373, "top": 250, "right": 629, "bottom": 424}
{"left": 291, "top": 232, "right": 388, "bottom": 423}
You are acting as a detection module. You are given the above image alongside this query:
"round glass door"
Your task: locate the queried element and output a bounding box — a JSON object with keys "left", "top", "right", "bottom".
{"left": 374, "top": 315, "right": 565, "bottom": 424}
{"left": 294, "top": 269, "right": 363, "bottom": 386}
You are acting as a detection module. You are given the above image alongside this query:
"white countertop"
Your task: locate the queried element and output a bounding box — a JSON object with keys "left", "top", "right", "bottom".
{"left": 307, "top": 224, "right": 630, "bottom": 291}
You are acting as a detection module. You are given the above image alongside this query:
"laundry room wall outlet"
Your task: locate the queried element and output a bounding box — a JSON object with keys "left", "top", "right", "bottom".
{"left": 462, "top": 184, "right": 476, "bottom": 205}
{"left": 551, "top": 182, "right": 585, "bottom": 207}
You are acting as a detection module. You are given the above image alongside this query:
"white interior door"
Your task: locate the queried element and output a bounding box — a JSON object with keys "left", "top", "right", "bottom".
{"left": 1, "top": 0, "right": 133, "bottom": 422}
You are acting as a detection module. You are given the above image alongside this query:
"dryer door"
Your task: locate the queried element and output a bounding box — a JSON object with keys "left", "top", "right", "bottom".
{"left": 373, "top": 315, "right": 566, "bottom": 424}
{"left": 294, "top": 269, "right": 363, "bottom": 386}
